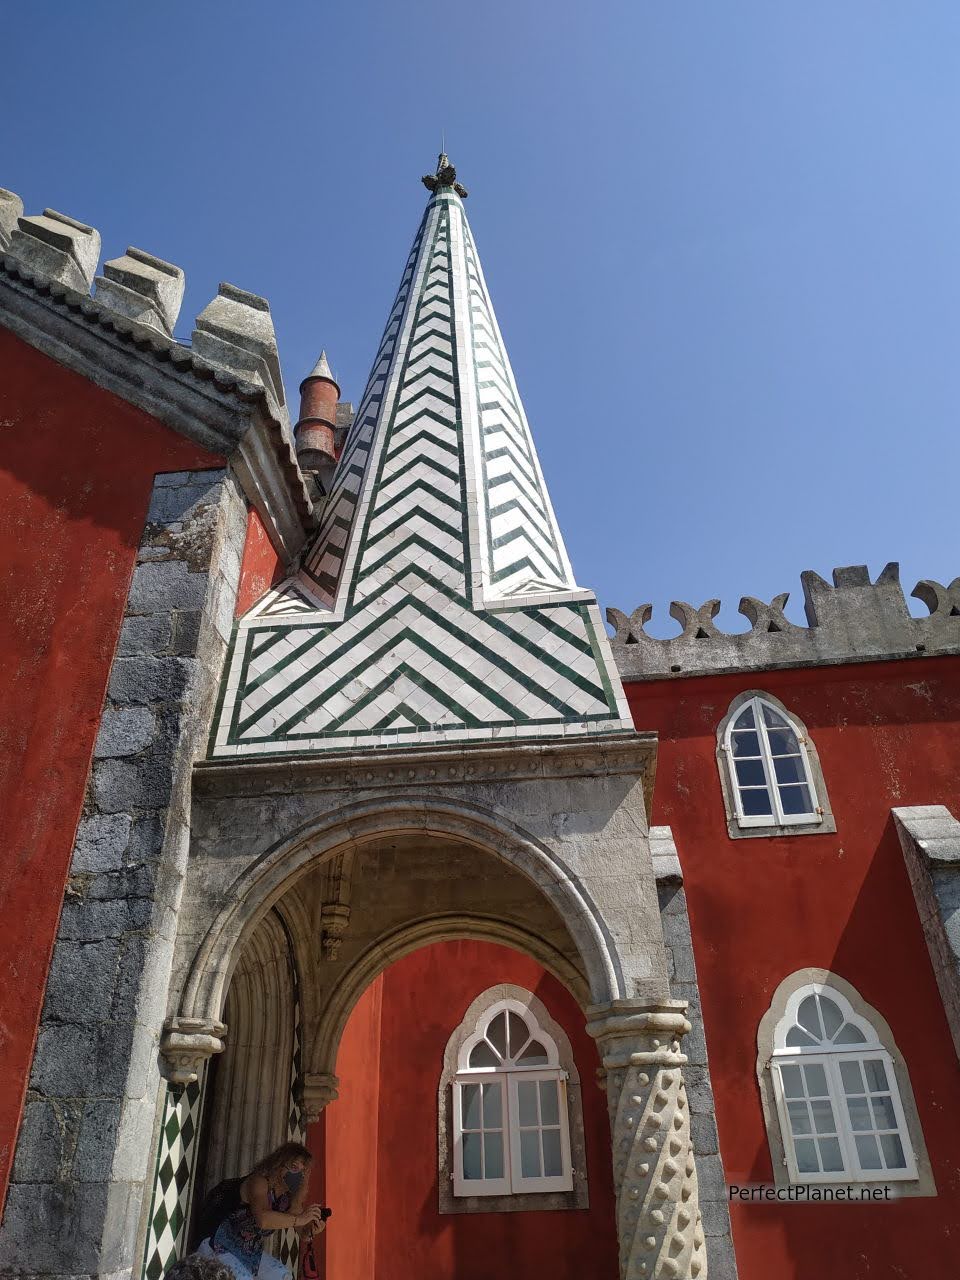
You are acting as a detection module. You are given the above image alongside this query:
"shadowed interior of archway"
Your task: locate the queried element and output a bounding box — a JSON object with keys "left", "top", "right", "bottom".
{"left": 188, "top": 833, "right": 598, "bottom": 1267}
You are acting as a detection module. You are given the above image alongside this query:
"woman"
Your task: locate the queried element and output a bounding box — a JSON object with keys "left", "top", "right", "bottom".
{"left": 195, "top": 1142, "right": 326, "bottom": 1280}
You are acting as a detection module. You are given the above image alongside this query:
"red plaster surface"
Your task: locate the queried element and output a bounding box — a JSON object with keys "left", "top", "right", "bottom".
{"left": 325, "top": 975, "right": 383, "bottom": 1280}
{"left": 0, "top": 329, "right": 222, "bottom": 1212}
{"left": 626, "top": 658, "right": 960, "bottom": 1280}
{"left": 325, "top": 940, "right": 618, "bottom": 1280}
{"left": 235, "top": 506, "right": 284, "bottom": 617}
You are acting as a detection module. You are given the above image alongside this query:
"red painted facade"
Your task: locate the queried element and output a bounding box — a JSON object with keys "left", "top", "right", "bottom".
{"left": 0, "top": 329, "right": 222, "bottom": 1210}
{"left": 235, "top": 506, "right": 284, "bottom": 617}
{"left": 323, "top": 940, "right": 618, "bottom": 1280}
{"left": 625, "top": 657, "right": 960, "bottom": 1280}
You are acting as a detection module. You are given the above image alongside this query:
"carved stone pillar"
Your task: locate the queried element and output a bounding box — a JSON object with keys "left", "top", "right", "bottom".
{"left": 587, "top": 1001, "right": 706, "bottom": 1280}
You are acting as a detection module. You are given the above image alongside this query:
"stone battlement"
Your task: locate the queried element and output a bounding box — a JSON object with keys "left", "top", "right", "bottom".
{"left": 0, "top": 187, "right": 289, "bottom": 413}
{"left": 610, "top": 563, "right": 960, "bottom": 681}
{"left": 0, "top": 184, "right": 316, "bottom": 562}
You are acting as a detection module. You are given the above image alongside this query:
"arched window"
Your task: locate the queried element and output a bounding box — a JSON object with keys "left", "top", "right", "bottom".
{"left": 770, "top": 983, "right": 917, "bottom": 1183}
{"left": 720, "top": 694, "right": 826, "bottom": 832}
{"left": 452, "top": 998, "right": 574, "bottom": 1196}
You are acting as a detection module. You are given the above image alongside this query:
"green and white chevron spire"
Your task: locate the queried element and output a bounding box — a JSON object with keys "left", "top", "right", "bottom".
{"left": 209, "top": 157, "right": 632, "bottom": 757}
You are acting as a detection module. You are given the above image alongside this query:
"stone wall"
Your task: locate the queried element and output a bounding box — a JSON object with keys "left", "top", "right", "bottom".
{"left": 0, "top": 468, "right": 246, "bottom": 1279}
{"left": 653, "top": 827, "right": 738, "bottom": 1280}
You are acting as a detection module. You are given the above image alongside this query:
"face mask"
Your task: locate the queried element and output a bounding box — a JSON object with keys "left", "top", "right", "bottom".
{"left": 285, "top": 1170, "right": 304, "bottom": 1192}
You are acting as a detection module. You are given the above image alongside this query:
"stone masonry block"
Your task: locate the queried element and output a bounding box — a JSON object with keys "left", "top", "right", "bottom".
{"left": 171, "top": 609, "right": 204, "bottom": 656}
{"left": 71, "top": 814, "right": 131, "bottom": 876}
{"left": 112, "top": 934, "right": 174, "bottom": 1025}
{"left": 701, "top": 1197, "right": 734, "bottom": 1237}
{"left": 94, "top": 706, "right": 156, "bottom": 759}
{"left": 146, "top": 481, "right": 220, "bottom": 528}
{"left": 86, "top": 863, "right": 158, "bottom": 901}
{"left": 695, "top": 1153, "right": 729, "bottom": 1203}
{"left": 705, "top": 1241, "right": 739, "bottom": 1280}
{"left": 31, "top": 1022, "right": 142, "bottom": 1101}
{"left": 116, "top": 612, "right": 173, "bottom": 657}
{"left": 127, "top": 560, "right": 209, "bottom": 614}
{"left": 93, "top": 754, "right": 174, "bottom": 814}
{"left": 43, "top": 939, "right": 121, "bottom": 1023}
{"left": 0, "top": 1182, "right": 109, "bottom": 1273}
{"left": 691, "top": 1110, "right": 720, "bottom": 1156}
{"left": 126, "top": 812, "right": 167, "bottom": 865}
{"left": 57, "top": 896, "right": 154, "bottom": 941}
{"left": 72, "top": 1101, "right": 120, "bottom": 1181}
{"left": 10, "top": 1099, "right": 66, "bottom": 1182}
{"left": 670, "top": 941, "right": 698, "bottom": 983}
{"left": 108, "top": 655, "right": 196, "bottom": 705}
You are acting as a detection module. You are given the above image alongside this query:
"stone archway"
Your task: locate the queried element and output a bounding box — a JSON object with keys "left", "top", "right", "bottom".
{"left": 167, "top": 792, "right": 633, "bottom": 1072}
{"left": 151, "top": 736, "right": 707, "bottom": 1279}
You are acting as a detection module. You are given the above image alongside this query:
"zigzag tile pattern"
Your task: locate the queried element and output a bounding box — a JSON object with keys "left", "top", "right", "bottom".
{"left": 209, "top": 190, "right": 631, "bottom": 757}
{"left": 460, "top": 215, "right": 571, "bottom": 596}
{"left": 299, "top": 214, "right": 427, "bottom": 605}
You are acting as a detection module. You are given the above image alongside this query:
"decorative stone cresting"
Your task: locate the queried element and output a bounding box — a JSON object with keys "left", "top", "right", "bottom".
{"left": 610, "top": 563, "right": 960, "bottom": 681}
{"left": 588, "top": 1002, "right": 706, "bottom": 1280}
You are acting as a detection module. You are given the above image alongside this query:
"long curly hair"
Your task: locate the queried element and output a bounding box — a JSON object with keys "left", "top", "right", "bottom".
{"left": 250, "top": 1140, "right": 313, "bottom": 1182}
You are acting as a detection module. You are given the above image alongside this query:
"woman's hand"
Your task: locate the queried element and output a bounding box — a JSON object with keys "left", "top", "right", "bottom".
{"left": 295, "top": 1204, "right": 326, "bottom": 1231}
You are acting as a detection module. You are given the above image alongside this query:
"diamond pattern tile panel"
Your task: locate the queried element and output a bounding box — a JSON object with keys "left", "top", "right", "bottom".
{"left": 141, "top": 1073, "right": 206, "bottom": 1280}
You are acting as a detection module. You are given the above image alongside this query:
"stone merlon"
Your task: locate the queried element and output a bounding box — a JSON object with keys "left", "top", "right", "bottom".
{"left": 610, "top": 563, "right": 960, "bottom": 681}
{"left": 0, "top": 185, "right": 315, "bottom": 564}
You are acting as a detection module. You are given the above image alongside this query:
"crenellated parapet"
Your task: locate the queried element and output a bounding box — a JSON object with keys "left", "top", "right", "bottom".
{"left": 0, "top": 183, "right": 313, "bottom": 562}
{"left": 610, "top": 563, "right": 960, "bottom": 682}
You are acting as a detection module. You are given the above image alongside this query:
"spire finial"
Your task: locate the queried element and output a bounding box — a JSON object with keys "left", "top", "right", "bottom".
{"left": 421, "top": 150, "right": 468, "bottom": 199}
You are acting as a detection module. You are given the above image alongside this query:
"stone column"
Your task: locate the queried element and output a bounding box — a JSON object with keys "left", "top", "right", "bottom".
{"left": 587, "top": 1001, "right": 706, "bottom": 1280}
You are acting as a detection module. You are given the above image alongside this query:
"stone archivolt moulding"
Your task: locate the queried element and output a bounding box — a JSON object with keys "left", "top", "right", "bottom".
{"left": 610, "top": 563, "right": 960, "bottom": 681}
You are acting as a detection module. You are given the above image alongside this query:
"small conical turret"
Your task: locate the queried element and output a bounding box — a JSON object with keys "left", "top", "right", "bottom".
{"left": 295, "top": 349, "right": 341, "bottom": 490}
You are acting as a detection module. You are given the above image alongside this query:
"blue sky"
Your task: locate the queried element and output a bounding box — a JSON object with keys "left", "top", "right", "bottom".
{"left": 4, "top": 2, "right": 958, "bottom": 632}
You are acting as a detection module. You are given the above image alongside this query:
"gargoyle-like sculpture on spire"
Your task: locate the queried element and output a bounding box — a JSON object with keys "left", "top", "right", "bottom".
{"left": 422, "top": 152, "right": 469, "bottom": 198}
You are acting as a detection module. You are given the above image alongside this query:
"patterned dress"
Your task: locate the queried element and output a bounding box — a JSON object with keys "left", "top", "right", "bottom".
{"left": 198, "top": 1183, "right": 294, "bottom": 1280}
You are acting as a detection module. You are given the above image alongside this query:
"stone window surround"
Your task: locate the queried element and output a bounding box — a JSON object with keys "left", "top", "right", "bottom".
{"left": 756, "top": 968, "right": 936, "bottom": 1197}
{"left": 716, "top": 689, "right": 836, "bottom": 840}
{"left": 438, "top": 984, "right": 589, "bottom": 1215}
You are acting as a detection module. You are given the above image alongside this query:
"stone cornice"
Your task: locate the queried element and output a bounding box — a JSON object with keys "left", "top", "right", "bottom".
{"left": 193, "top": 731, "right": 658, "bottom": 812}
{"left": 0, "top": 256, "right": 313, "bottom": 563}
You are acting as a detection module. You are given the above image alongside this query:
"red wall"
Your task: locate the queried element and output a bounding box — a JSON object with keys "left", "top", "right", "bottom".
{"left": 325, "top": 974, "right": 384, "bottom": 1280}
{"left": 235, "top": 505, "right": 284, "bottom": 617}
{"left": 325, "top": 940, "right": 618, "bottom": 1280}
{"left": 0, "top": 329, "right": 223, "bottom": 1209}
{"left": 626, "top": 657, "right": 960, "bottom": 1280}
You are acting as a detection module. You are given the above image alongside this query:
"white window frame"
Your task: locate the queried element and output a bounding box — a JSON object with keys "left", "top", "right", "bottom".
{"left": 451, "top": 998, "right": 573, "bottom": 1197}
{"left": 771, "top": 984, "right": 917, "bottom": 1184}
{"left": 722, "top": 695, "right": 821, "bottom": 828}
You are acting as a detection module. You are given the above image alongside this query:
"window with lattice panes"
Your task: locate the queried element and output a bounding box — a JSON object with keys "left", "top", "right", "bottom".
{"left": 771, "top": 986, "right": 916, "bottom": 1183}
{"left": 724, "top": 696, "right": 821, "bottom": 827}
{"left": 452, "top": 1000, "right": 573, "bottom": 1196}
